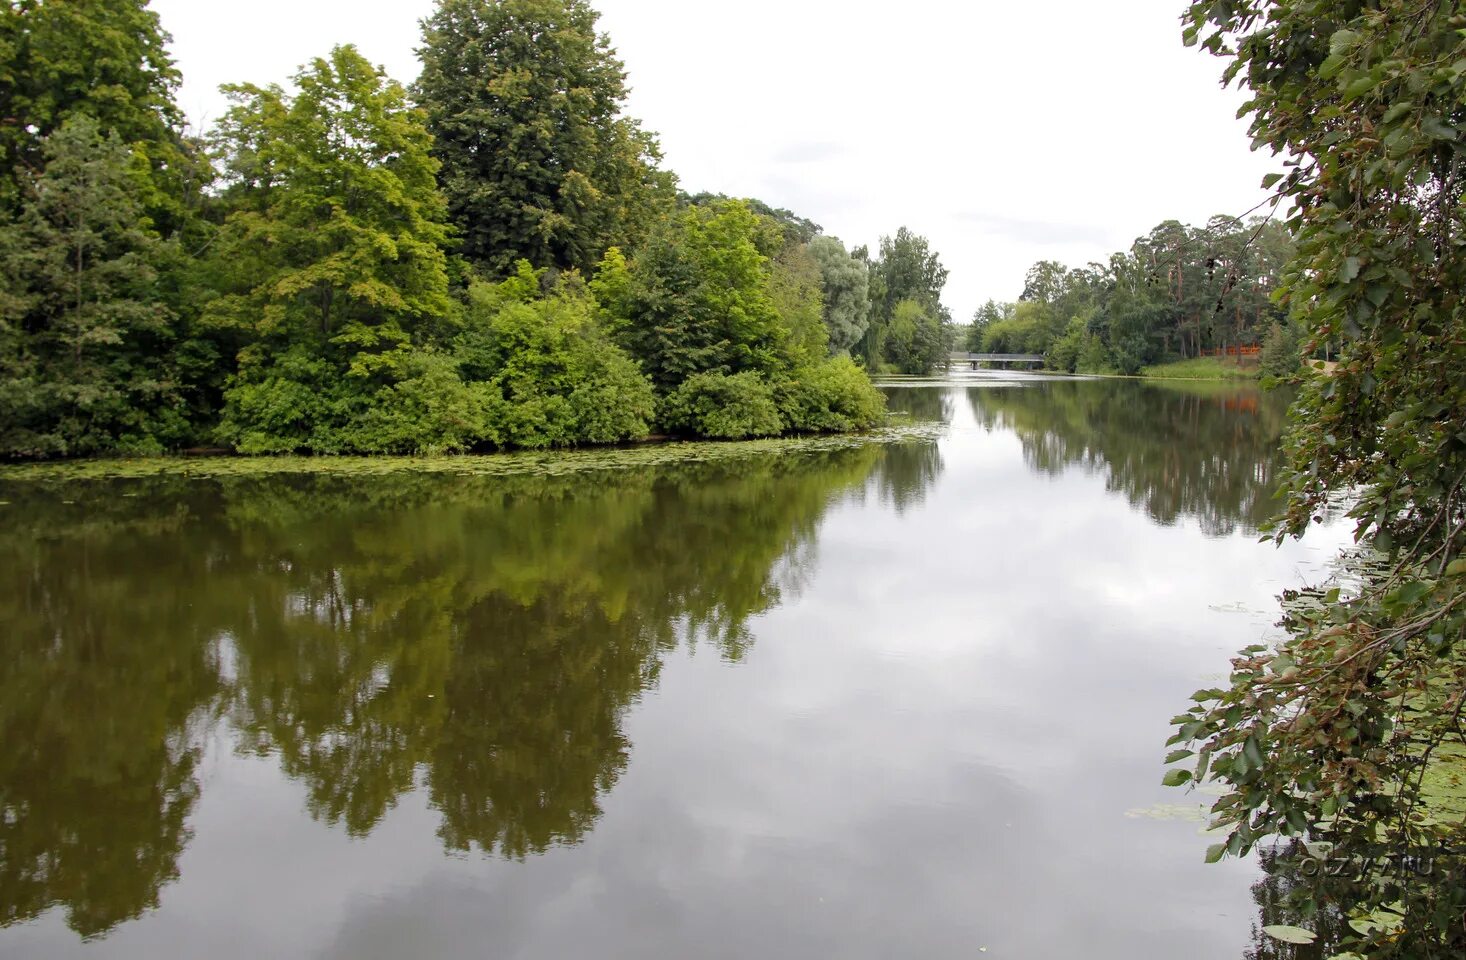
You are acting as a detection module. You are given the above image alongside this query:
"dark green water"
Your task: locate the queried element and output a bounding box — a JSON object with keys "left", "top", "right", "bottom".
{"left": 0, "top": 374, "right": 1348, "bottom": 959}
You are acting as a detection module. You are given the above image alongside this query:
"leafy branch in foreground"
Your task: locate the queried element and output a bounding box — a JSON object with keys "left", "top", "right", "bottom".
{"left": 1169, "top": 2, "right": 1466, "bottom": 956}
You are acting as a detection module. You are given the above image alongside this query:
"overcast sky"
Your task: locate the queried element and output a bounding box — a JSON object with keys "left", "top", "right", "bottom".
{"left": 151, "top": 0, "right": 1279, "bottom": 321}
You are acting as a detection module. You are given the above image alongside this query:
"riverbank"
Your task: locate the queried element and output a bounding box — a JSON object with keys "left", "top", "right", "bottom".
{"left": 0, "top": 423, "right": 944, "bottom": 483}
{"left": 951, "top": 357, "right": 1261, "bottom": 382}
{"left": 1137, "top": 358, "right": 1258, "bottom": 381}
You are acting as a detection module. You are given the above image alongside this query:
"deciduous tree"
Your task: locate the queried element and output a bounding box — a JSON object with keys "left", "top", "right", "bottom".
{"left": 415, "top": 0, "right": 673, "bottom": 276}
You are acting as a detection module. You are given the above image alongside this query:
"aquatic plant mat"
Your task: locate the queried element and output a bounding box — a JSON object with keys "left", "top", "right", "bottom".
{"left": 0, "top": 424, "right": 946, "bottom": 484}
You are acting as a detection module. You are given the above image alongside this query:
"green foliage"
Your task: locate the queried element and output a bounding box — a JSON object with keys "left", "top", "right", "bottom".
{"left": 807, "top": 235, "right": 871, "bottom": 353}
{"left": 1045, "top": 315, "right": 1090, "bottom": 373}
{"left": 0, "top": 0, "right": 198, "bottom": 230}
{"left": 211, "top": 46, "right": 455, "bottom": 449}
{"left": 884, "top": 299, "right": 949, "bottom": 375}
{"left": 0, "top": 117, "right": 182, "bottom": 457}
{"left": 777, "top": 355, "right": 887, "bottom": 433}
{"left": 208, "top": 45, "right": 453, "bottom": 361}
{"left": 991, "top": 219, "right": 1293, "bottom": 369}
{"left": 982, "top": 300, "right": 1056, "bottom": 355}
{"left": 0, "top": 4, "right": 888, "bottom": 457}
{"left": 415, "top": 0, "right": 673, "bottom": 276}
{"left": 460, "top": 263, "right": 656, "bottom": 448}
{"left": 596, "top": 200, "right": 792, "bottom": 393}
{"left": 1076, "top": 332, "right": 1113, "bottom": 374}
{"left": 873, "top": 226, "right": 950, "bottom": 322}
{"left": 338, "top": 350, "right": 501, "bottom": 455}
{"left": 966, "top": 299, "right": 1012, "bottom": 351}
{"left": 1172, "top": 3, "right": 1466, "bottom": 955}
{"left": 1137, "top": 357, "right": 1256, "bottom": 381}
{"left": 1258, "top": 321, "right": 1302, "bottom": 380}
{"left": 768, "top": 241, "right": 829, "bottom": 364}
{"left": 662, "top": 371, "right": 784, "bottom": 439}
{"left": 855, "top": 228, "right": 953, "bottom": 374}
{"left": 682, "top": 191, "right": 822, "bottom": 247}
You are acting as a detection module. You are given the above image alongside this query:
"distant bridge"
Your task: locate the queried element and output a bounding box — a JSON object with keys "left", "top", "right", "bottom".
{"left": 947, "top": 352, "right": 1045, "bottom": 370}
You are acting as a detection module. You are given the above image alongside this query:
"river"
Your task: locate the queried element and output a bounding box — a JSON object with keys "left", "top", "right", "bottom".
{"left": 0, "top": 371, "right": 1350, "bottom": 959}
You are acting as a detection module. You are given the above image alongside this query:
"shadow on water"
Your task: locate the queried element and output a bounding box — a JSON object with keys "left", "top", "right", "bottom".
{"left": 0, "top": 442, "right": 943, "bottom": 939}
{"left": 967, "top": 379, "right": 1292, "bottom": 537}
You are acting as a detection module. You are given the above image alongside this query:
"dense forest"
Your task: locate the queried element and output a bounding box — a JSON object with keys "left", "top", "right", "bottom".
{"left": 0, "top": 0, "right": 963, "bottom": 459}
{"left": 962, "top": 215, "right": 1300, "bottom": 375}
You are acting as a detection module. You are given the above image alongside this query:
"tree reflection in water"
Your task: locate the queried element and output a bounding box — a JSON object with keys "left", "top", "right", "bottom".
{"left": 969, "top": 380, "right": 1291, "bottom": 536}
{"left": 0, "top": 442, "right": 930, "bottom": 936}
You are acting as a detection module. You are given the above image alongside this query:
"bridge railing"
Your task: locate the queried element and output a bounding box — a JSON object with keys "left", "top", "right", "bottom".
{"left": 947, "top": 353, "right": 1045, "bottom": 363}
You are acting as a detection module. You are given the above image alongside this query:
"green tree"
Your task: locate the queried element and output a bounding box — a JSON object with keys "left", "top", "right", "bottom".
{"left": 453, "top": 262, "right": 656, "bottom": 448}
{"left": 1256, "top": 320, "right": 1300, "bottom": 379}
{"left": 415, "top": 0, "right": 673, "bottom": 276}
{"left": 855, "top": 227, "right": 952, "bottom": 372}
{"left": 208, "top": 46, "right": 455, "bottom": 453}
{"left": 807, "top": 235, "right": 871, "bottom": 353}
{"left": 884, "top": 298, "right": 947, "bottom": 375}
{"left": 873, "top": 226, "right": 950, "bottom": 323}
{"left": 594, "top": 200, "right": 790, "bottom": 394}
{"left": 1170, "top": 4, "right": 1466, "bottom": 956}
{"left": 768, "top": 240, "right": 828, "bottom": 363}
{"left": 0, "top": 0, "right": 199, "bottom": 231}
{"left": 966, "top": 298, "right": 1013, "bottom": 351}
{"left": 0, "top": 117, "right": 181, "bottom": 457}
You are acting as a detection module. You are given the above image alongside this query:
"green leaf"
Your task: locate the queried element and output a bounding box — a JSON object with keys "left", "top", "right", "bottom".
{"left": 1382, "top": 101, "right": 1414, "bottom": 124}
{"left": 1165, "top": 749, "right": 1194, "bottom": 764}
{"left": 1421, "top": 116, "right": 1457, "bottom": 141}
{"left": 1162, "top": 769, "right": 1192, "bottom": 787}
{"left": 1343, "top": 75, "right": 1378, "bottom": 100}
{"left": 1263, "top": 925, "right": 1318, "bottom": 945}
{"left": 1204, "top": 842, "right": 1227, "bottom": 864}
{"left": 1328, "top": 29, "right": 1361, "bottom": 55}
{"left": 1339, "top": 257, "right": 1362, "bottom": 282}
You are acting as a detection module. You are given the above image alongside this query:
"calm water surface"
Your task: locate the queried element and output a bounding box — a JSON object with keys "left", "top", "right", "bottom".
{"left": 0, "top": 374, "right": 1349, "bottom": 959}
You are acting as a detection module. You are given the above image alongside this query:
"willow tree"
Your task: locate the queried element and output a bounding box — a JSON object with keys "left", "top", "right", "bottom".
{"left": 1169, "top": 3, "right": 1466, "bottom": 956}
{"left": 415, "top": 0, "right": 673, "bottom": 276}
{"left": 808, "top": 235, "right": 871, "bottom": 354}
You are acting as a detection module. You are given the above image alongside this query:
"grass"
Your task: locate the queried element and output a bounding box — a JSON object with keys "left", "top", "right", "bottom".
{"left": 1138, "top": 357, "right": 1259, "bottom": 381}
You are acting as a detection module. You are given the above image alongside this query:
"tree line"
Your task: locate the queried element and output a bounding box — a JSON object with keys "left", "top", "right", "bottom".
{"left": 0, "top": 0, "right": 958, "bottom": 459}
{"left": 964, "top": 215, "right": 1300, "bottom": 374}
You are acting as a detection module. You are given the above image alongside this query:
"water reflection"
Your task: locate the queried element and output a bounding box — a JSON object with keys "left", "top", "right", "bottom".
{"left": 0, "top": 447, "right": 899, "bottom": 937}
{"left": 968, "top": 380, "right": 1290, "bottom": 536}
{"left": 884, "top": 384, "right": 954, "bottom": 424}
{"left": 0, "top": 377, "right": 1308, "bottom": 954}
